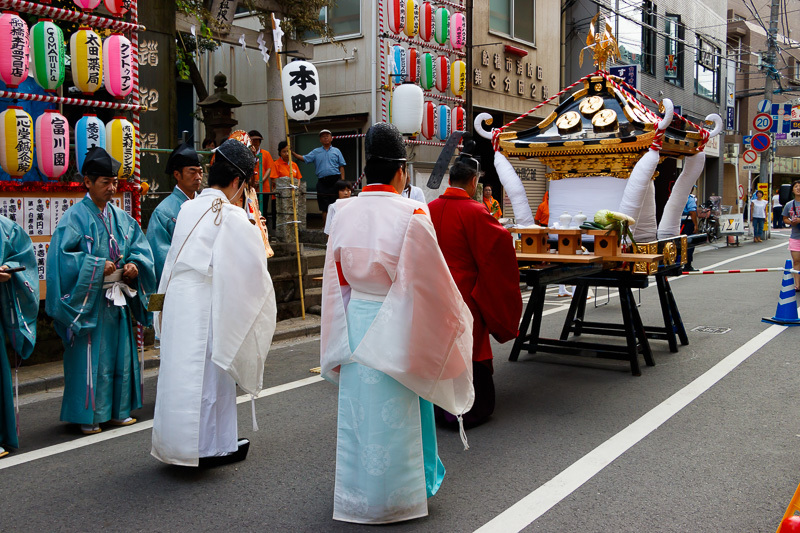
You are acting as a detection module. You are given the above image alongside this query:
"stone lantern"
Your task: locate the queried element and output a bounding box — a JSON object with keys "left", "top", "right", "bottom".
{"left": 197, "top": 72, "right": 242, "bottom": 146}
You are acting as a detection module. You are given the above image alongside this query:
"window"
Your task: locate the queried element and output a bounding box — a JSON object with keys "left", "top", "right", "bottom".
{"left": 695, "top": 37, "right": 720, "bottom": 101}
{"left": 305, "top": 0, "right": 361, "bottom": 40}
{"left": 613, "top": 1, "right": 656, "bottom": 75}
{"left": 490, "top": 0, "right": 535, "bottom": 45}
{"left": 664, "top": 14, "right": 684, "bottom": 87}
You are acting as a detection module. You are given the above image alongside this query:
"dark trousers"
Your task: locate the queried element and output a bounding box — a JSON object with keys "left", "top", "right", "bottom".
{"left": 773, "top": 207, "right": 785, "bottom": 228}
{"left": 680, "top": 218, "right": 695, "bottom": 264}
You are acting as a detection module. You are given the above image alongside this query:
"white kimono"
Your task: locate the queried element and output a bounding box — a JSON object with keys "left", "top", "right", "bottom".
{"left": 151, "top": 188, "right": 277, "bottom": 466}
{"left": 321, "top": 188, "right": 474, "bottom": 523}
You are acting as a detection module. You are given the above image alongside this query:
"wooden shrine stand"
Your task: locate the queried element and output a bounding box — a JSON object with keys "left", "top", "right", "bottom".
{"left": 510, "top": 227, "right": 687, "bottom": 376}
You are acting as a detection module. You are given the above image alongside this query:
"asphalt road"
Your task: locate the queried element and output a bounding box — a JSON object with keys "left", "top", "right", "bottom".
{"left": 2, "top": 233, "right": 799, "bottom": 532}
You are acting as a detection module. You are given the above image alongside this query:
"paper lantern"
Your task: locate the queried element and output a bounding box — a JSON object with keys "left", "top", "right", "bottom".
{"left": 435, "top": 56, "right": 449, "bottom": 93}
{"left": 450, "top": 12, "right": 466, "bottom": 49}
{"left": 70, "top": 27, "right": 103, "bottom": 95}
{"left": 403, "top": 0, "right": 419, "bottom": 38}
{"left": 281, "top": 60, "right": 320, "bottom": 121}
{"left": 73, "top": 0, "right": 101, "bottom": 10}
{"left": 451, "top": 105, "right": 466, "bottom": 134}
{"left": 451, "top": 59, "right": 466, "bottom": 96}
{"left": 406, "top": 47, "right": 419, "bottom": 83}
{"left": 389, "top": 44, "right": 406, "bottom": 84}
{"left": 30, "top": 19, "right": 66, "bottom": 93}
{"left": 387, "top": 0, "right": 405, "bottom": 35}
{"left": 103, "top": 34, "right": 132, "bottom": 99}
{"left": 434, "top": 7, "right": 449, "bottom": 45}
{"left": 75, "top": 114, "right": 106, "bottom": 174}
{"left": 0, "top": 12, "right": 30, "bottom": 89}
{"left": 106, "top": 116, "right": 135, "bottom": 178}
{"left": 104, "top": 0, "right": 129, "bottom": 16}
{"left": 419, "top": 2, "right": 434, "bottom": 42}
{"left": 0, "top": 107, "right": 33, "bottom": 176}
{"left": 421, "top": 100, "right": 435, "bottom": 140}
{"left": 420, "top": 52, "right": 435, "bottom": 90}
{"left": 391, "top": 83, "right": 423, "bottom": 134}
{"left": 435, "top": 104, "right": 450, "bottom": 142}
{"left": 35, "top": 109, "right": 70, "bottom": 179}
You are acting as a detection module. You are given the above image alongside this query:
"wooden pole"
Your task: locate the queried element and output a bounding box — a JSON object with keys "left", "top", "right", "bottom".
{"left": 272, "top": 14, "right": 306, "bottom": 320}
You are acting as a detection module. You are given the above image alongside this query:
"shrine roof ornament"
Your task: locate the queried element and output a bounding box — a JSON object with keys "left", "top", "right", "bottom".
{"left": 579, "top": 14, "right": 620, "bottom": 72}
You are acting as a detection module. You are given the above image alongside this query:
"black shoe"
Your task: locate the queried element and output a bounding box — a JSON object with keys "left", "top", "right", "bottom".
{"left": 198, "top": 439, "right": 250, "bottom": 468}
{"left": 683, "top": 264, "right": 697, "bottom": 272}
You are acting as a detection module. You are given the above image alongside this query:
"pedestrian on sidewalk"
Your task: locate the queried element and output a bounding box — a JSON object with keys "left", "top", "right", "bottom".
{"left": 0, "top": 214, "right": 38, "bottom": 458}
{"left": 320, "top": 123, "right": 474, "bottom": 524}
{"left": 751, "top": 190, "right": 768, "bottom": 242}
{"left": 772, "top": 188, "right": 784, "bottom": 229}
{"left": 46, "top": 147, "right": 156, "bottom": 435}
{"left": 782, "top": 180, "right": 800, "bottom": 291}
{"left": 293, "top": 129, "right": 346, "bottom": 223}
{"left": 151, "top": 138, "right": 277, "bottom": 467}
{"left": 680, "top": 188, "right": 698, "bottom": 271}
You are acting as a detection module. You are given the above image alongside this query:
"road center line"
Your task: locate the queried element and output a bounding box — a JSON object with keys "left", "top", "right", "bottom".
{"left": 474, "top": 322, "right": 787, "bottom": 533}
{"left": 0, "top": 375, "right": 324, "bottom": 471}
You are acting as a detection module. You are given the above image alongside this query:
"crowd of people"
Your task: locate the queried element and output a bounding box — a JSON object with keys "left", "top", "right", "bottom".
{"left": 0, "top": 123, "right": 524, "bottom": 525}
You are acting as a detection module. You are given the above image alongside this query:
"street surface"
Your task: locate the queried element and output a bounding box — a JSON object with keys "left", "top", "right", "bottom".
{"left": 2, "top": 232, "right": 799, "bottom": 532}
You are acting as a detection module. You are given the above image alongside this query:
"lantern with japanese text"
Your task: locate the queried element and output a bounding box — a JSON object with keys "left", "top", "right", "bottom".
{"left": 435, "top": 56, "right": 449, "bottom": 93}
{"left": 451, "top": 59, "right": 466, "bottom": 96}
{"left": 406, "top": 47, "right": 419, "bottom": 83}
{"left": 451, "top": 105, "right": 466, "bottom": 134}
{"left": 420, "top": 52, "right": 435, "bottom": 91}
{"left": 434, "top": 7, "right": 449, "bottom": 45}
{"left": 75, "top": 114, "right": 106, "bottom": 173}
{"left": 0, "top": 107, "right": 33, "bottom": 176}
{"left": 106, "top": 116, "right": 135, "bottom": 178}
{"left": 35, "top": 109, "right": 70, "bottom": 179}
{"left": 70, "top": 27, "right": 103, "bottom": 95}
{"left": 103, "top": 0, "right": 129, "bottom": 16}
{"left": 103, "top": 34, "right": 132, "bottom": 99}
{"left": 419, "top": 2, "right": 434, "bottom": 42}
{"left": 387, "top": 0, "right": 405, "bottom": 34}
{"left": 73, "top": 0, "right": 101, "bottom": 10}
{"left": 391, "top": 83, "right": 423, "bottom": 134}
{"left": 421, "top": 100, "right": 435, "bottom": 140}
{"left": 0, "top": 12, "right": 30, "bottom": 89}
{"left": 282, "top": 60, "right": 320, "bottom": 121}
{"left": 450, "top": 12, "right": 466, "bottom": 49}
{"left": 389, "top": 44, "right": 406, "bottom": 84}
{"left": 434, "top": 104, "right": 450, "bottom": 142}
{"left": 403, "top": 0, "right": 419, "bottom": 38}
{"left": 30, "top": 19, "right": 66, "bottom": 93}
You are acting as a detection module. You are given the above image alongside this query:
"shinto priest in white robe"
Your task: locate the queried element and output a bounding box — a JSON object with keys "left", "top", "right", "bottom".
{"left": 321, "top": 184, "right": 475, "bottom": 523}
{"left": 151, "top": 187, "right": 277, "bottom": 466}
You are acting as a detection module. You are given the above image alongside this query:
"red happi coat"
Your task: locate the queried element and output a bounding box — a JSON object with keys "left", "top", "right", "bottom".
{"left": 429, "top": 188, "right": 523, "bottom": 362}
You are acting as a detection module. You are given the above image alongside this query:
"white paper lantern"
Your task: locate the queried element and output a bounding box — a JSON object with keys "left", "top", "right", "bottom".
{"left": 391, "top": 83, "right": 424, "bottom": 134}
{"left": 282, "top": 60, "right": 320, "bottom": 121}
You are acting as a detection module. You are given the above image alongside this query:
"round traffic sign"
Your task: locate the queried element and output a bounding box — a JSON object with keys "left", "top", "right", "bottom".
{"left": 753, "top": 112, "right": 773, "bottom": 132}
{"left": 742, "top": 149, "right": 758, "bottom": 164}
{"left": 751, "top": 133, "right": 771, "bottom": 152}
{"left": 757, "top": 99, "right": 771, "bottom": 113}
{"left": 738, "top": 184, "right": 745, "bottom": 199}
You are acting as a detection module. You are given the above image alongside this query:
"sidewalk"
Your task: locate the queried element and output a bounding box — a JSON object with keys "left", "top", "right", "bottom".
{"left": 15, "top": 314, "right": 321, "bottom": 397}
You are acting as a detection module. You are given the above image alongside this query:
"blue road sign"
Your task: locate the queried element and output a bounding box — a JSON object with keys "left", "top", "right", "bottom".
{"left": 757, "top": 99, "right": 771, "bottom": 113}
{"left": 743, "top": 135, "right": 752, "bottom": 147}
{"left": 770, "top": 103, "right": 792, "bottom": 133}
{"left": 751, "top": 132, "right": 771, "bottom": 152}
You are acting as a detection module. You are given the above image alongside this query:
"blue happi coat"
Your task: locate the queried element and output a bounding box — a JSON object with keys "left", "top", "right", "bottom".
{"left": 0, "top": 215, "right": 38, "bottom": 449}
{"left": 45, "top": 196, "right": 155, "bottom": 425}
{"left": 146, "top": 186, "right": 191, "bottom": 283}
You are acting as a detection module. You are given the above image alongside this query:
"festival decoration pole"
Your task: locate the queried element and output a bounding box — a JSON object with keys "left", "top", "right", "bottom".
{"left": 130, "top": 0, "right": 144, "bottom": 396}
{"left": 272, "top": 13, "right": 305, "bottom": 320}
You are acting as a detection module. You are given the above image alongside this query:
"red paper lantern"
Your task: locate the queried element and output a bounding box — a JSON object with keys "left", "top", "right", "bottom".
{"left": 35, "top": 109, "right": 70, "bottom": 179}
{"left": 451, "top": 105, "right": 466, "bottom": 134}
{"left": 0, "top": 12, "right": 30, "bottom": 89}
{"left": 104, "top": 0, "right": 129, "bottom": 16}
{"left": 421, "top": 100, "right": 435, "bottom": 140}
{"left": 103, "top": 34, "right": 133, "bottom": 99}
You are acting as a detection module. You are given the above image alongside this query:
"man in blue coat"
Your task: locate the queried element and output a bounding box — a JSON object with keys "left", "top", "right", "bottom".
{"left": 46, "top": 147, "right": 156, "bottom": 435}
{"left": 0, "top": 214, "right": 38, "bottom": 457}
{"left": 146, "top": 142, "right": 202, "bottom": 283}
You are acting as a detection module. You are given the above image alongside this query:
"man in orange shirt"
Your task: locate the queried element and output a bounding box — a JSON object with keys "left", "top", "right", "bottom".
{"left": 272, "top": 141, "right": 302, "bottom": 180}
{"left": 248, "top": 130, "right": 275, "bottom": 193}
{"left": 482, "top": 185, "right": 502, "bottom": 219}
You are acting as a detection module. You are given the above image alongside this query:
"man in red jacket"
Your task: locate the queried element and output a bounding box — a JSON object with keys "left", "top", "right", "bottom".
{"left": 429, "top": 141, "right": 523, "bottom": 428}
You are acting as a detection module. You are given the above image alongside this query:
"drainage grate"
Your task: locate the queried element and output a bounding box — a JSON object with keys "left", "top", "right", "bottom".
{"left": 691, "top": 326, "right": 731, "bottom": 335}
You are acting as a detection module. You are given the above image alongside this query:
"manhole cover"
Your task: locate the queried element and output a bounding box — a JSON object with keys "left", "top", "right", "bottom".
{"left": 691, "top": 326, "right": 731, "bottom": 334}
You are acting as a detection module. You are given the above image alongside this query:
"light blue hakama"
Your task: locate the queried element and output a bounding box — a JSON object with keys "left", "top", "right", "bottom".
{"left": 333, "top": 298, "right": 445, "bottom": 524}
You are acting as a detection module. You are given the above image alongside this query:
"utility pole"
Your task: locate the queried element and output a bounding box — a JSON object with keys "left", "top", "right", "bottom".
{"left": 758, "top": 0, "right": 780, "bottom": 237}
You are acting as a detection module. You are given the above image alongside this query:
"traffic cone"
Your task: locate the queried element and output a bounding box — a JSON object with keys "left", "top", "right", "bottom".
{"left": 762, "top": 260, "right": 800, "bottom": 326}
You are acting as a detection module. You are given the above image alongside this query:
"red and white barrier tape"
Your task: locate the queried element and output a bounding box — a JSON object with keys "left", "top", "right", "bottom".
{"left": 681, "top": 268, "right": 800, "bottom": 275}
{"left": 0, "top": 0, "right": 144, "bottom": 31}
{"left": 0, "top": 90, "right": 145, "bottom": 111}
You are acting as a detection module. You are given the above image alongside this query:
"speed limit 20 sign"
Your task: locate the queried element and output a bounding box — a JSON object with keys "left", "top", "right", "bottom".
{"left": 753, "top": 113, "right": 773, "bottom": 132}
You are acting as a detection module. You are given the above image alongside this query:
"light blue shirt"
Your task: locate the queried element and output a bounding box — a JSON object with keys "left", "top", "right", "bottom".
{"left": 302, "top": 146, "right": 346, "bottom": 178}
{"left": 682, "top": 194, "right": 697, "bottom": 215}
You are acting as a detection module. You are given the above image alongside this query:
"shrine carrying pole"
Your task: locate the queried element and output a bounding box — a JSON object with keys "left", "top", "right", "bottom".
{"left": 271, "top": 13, "right": 305, "bottom": 320}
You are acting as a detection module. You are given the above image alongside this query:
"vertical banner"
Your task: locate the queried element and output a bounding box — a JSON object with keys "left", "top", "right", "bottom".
{"left": 726, "top": 59, "right": 735, "bottom": 130}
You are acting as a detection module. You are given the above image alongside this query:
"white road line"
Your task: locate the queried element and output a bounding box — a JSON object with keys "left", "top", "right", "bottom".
{"left": 0, "top": 375, "right": 324, "bottom": 471}
{"left": 474, "top": 322, "right": 787, "bottom": 533}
